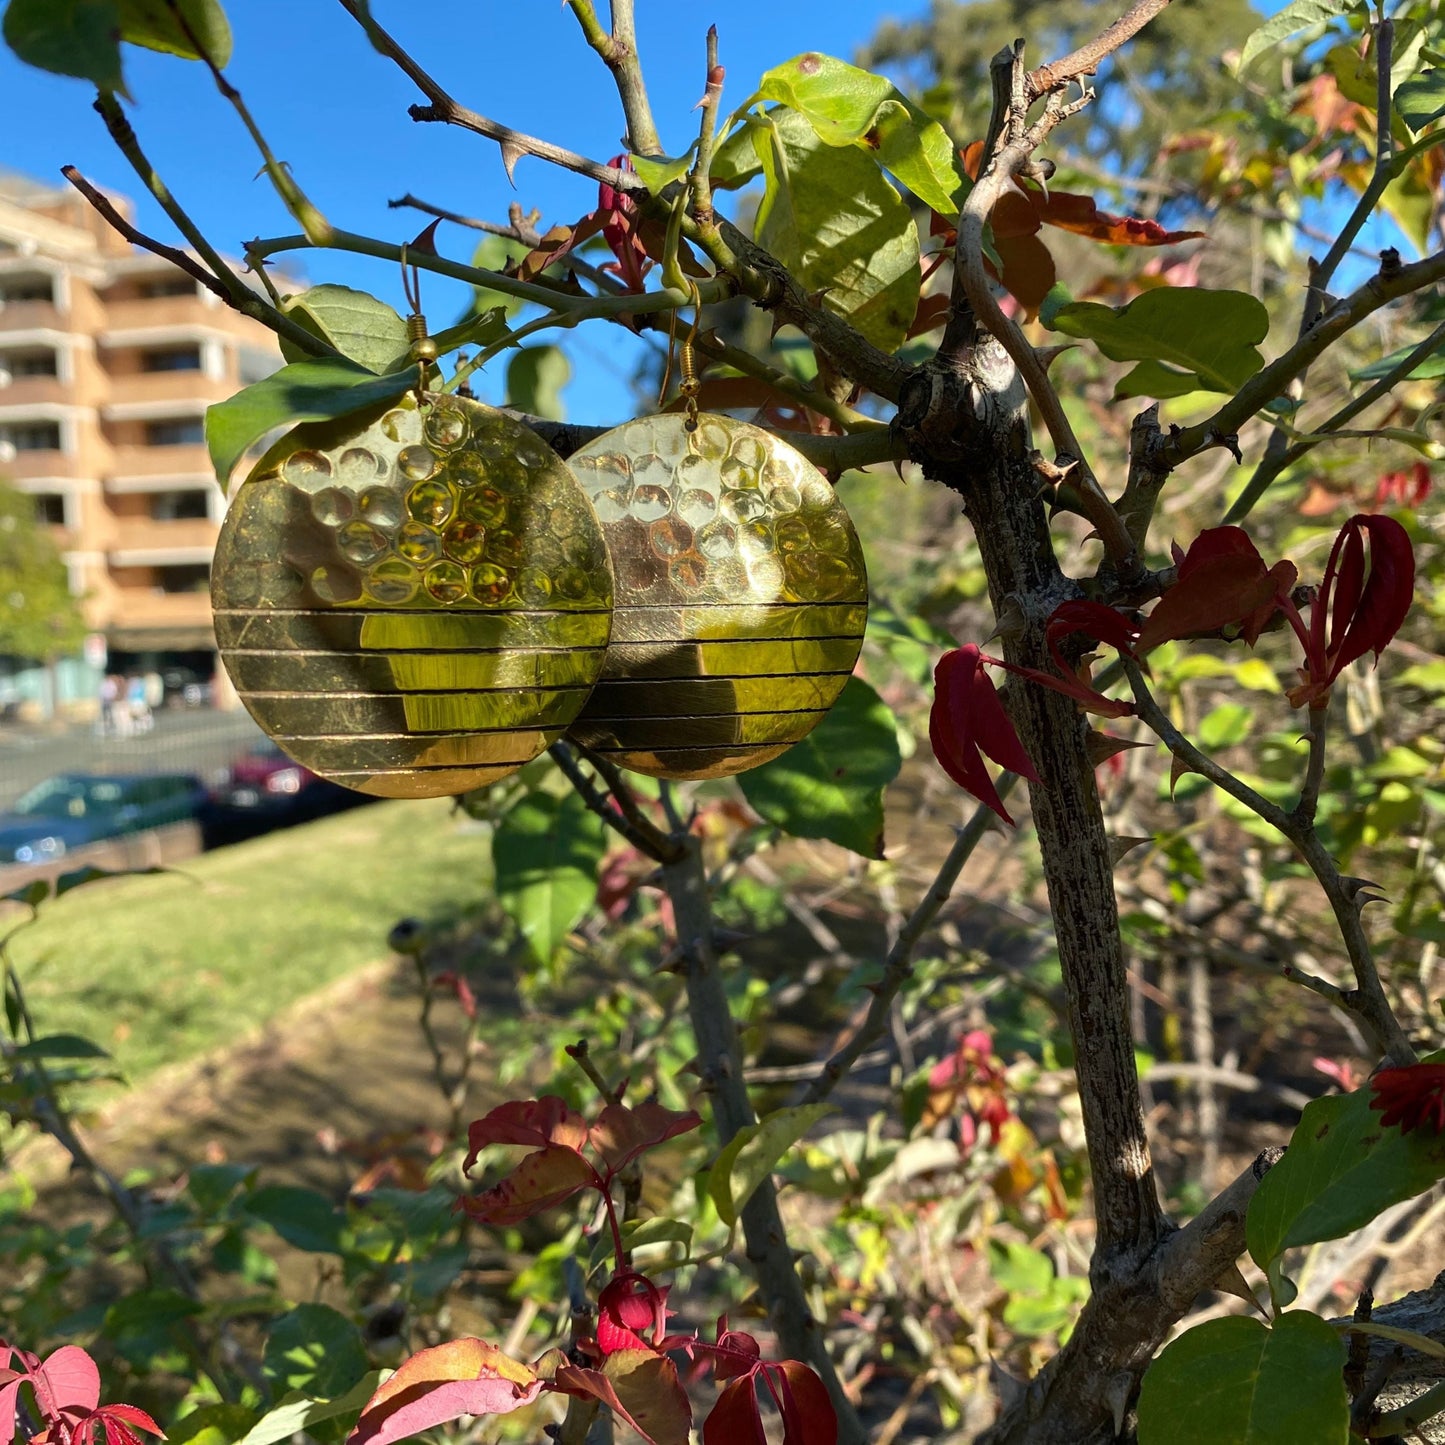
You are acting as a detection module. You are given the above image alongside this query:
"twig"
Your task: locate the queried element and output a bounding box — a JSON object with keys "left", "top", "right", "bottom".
{"left": 660, "top": 835, "right": 867, "bottom": 1445}
{"left": 794, "top": 787, "right": 1009, "bottom": 1109}
{"left": 1025, "top": 0, "right": 1175, "bottom": 100}
{"left": 1124, "top": 659, "right": 1415, "bottom": 1062}
{"left": 945, "top": 47, "right": 1139, "bottom": 570}
{"left": 1296, "top": 693, "right": 1331, "bottom": 825}
{"left": 337, "top": 0, "right": 640, "bottom": 193}
{"left": 1371, "top": 1376, "right": 1445, "bottom": 1438}
{"left": 689, "top": 26, "right": 724, "bottom": 229}
{"left": 550, "top": 742, "right": 684, "bottom": 865}
{"left": 389, "top": 193, "right": 542, "bottom": 242}
{"left": 1158, "top": 245, "right": 1445, "bottom": 476}
{"left": 1225, "top": 316, "right": 1445, "bottom": 524}
{"left": 566, "top": 0, "right": 663, "bottom": 158}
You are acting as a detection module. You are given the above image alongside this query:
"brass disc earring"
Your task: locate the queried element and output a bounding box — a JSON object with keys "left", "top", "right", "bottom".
{"left": 210, "top": 391, "right": 614, "bottom": 797}
{"left": 563, "top": 410, "right": 868, "bottom": 779}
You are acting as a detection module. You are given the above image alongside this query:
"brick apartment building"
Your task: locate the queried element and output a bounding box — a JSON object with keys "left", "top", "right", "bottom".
{"left": 0, "top": 166, "right": 282, "bottom": 717}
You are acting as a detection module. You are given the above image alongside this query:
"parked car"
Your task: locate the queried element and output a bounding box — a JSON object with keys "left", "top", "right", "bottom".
{"left": 0, "top": 772, "right": 209, "bottom": 864}
{"left": 198, "top": 741, "right": 374, "bottom": 846}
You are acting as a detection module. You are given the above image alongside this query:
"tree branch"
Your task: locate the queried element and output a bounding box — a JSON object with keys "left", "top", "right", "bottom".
{"left": 1025, "top": 0, "right": 1175, "bottom": 99}
{"left": 566, "top": 0, "right": 662, "bottom": 158}
{"left": 337, "top": 0, "right": 641, "bottom": 192}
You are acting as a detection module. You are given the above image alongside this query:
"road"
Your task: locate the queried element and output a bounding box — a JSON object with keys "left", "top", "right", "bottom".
{"left": 0, "top": 709, "right": 265, "bottom": 807}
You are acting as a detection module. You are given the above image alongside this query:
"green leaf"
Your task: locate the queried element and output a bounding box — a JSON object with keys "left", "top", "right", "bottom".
{"left": 630, "top": 145, "right": 697, "bottom": 193}
{"left": 241, "top": 1184, "right": 347, "bottom": 1254}
{"left": 493, "top": 789, "right": 606, "bottom": 964}
{"left": 739, "top": 676, "right": 903, "bottom": 858}
{"left": 753, "top": 107, "right": 921, "bottom": 355}
{"left": 428, "top": 305, "right": 508, "bottom": 358}
{"left": 1048, "top": 289, "right": 1270, "bottom": 397}
{"left": 707, "top": 1103, "right": 833, "bottom": 1227}
{"left": 1238, "top": 0, "right": 1357, "bottom": 71}
{"left": 167, "top": 1405, "right": 259, "bottom": 1445}
{"left": 235, "top": 1372, "right": 385, "bottom": 1445}
{"left": 1247, "top": 1060, "right": 1445, "bottom": 1303}
{"left": 116, "top": 0, "right": 231, "bottom": 64}
{"left": 1198, "top": 703, "right": 1254, "bottom": 750}
{"left": 205, "top": 358, "right": 414, "bottom": 490}
{"left": 758, "top": 53, "right": 969, "bottom": 216}
{"left": 103, "top": 1287, "right": 203, "bottom": 1366}
{"left": 1137, "top": 1312, "right": 1349, "bottom": 1445}
{"left": 10, "top": 1033, "right": 111, "bottom": 1062}
{"left": 280, "top": 285, "right": 410, "bottom": 374}
{"left": 505, "top": 345, "right": 570, "bottom": 422}
{"left": 3, "top": 0, "right": 125, "bottom": 92}
{"left": 709, "top": 121, "right": 765, "bottom": 189}
{"left": 467, "top": 235, "right": 533, "bottom": 319}
{"left": 263, "top": 1305, "right": 369, "bottom": 1399}
{"left": 1352, "top": 339, "right": 1445, "bottom": 382}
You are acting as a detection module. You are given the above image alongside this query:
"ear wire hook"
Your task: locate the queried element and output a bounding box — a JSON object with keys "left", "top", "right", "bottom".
{"left": 679, "top": 282, "right": 703, "bottom": 433}
{"left": 399, "top": 243, "right": 437, "bottom": 404}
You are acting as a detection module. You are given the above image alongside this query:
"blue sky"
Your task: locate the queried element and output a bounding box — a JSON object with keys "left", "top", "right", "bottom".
{"left": 0, "top": 1, "right": 925, "bottom": 421}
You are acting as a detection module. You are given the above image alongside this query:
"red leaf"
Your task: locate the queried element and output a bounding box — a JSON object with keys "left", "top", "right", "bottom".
{"left": 1044, "top": 600, "right": 1140, "bottom": 671}
{"left": 514, "top": 213, "right": 606, "bottom": 282}
{"left": 1369, "top": 1064, "right": 1445, "bottom": 1135}
{"left": 1292, "top": 514, "right": 1415, "bottom": 707}
{"left": 928, "top": 646, "right": 1040, "bottom": 825}
{"left": 553, "top": 1351, "right": 693, "bottom": 1445}
{"left": 597, "top": 1272, "right": 672, "bottom": 1356}
{"left": 589, "top": 1102, "right": 701, "bottom": 1177}
{"left": 432, "top": 971, "right": 477, "bottom": 1021}
{"left": 1136, "top": 527, "right": 1296, "bottom": 653}
{"left": 1030, "top": 189, "right": 1205, "bottom": 246}
{"left": 704, "top": 1375, "right": 769, "bottom": 1445}
{"left": 462, "top": 1145, "right": 597, "bottom": 1225}
{"left": 771, "top": 1361, "right": 837, "bottom": 1445}
{"left": 346, "top": 1339, "right": 541, "bottom": 1445}
{"left": 464, "top": 1096, "right": 589, "bottom": 1171}
{"left": 30, "top": 1346, "right": 100, "bottom": 1418}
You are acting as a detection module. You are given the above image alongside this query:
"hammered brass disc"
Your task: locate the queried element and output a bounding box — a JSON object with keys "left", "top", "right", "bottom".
{"left": 564, "top": 414, "right": 867, "bottom": 778}
{"left": 211, "top": 394, "right": 613, "bottom": 797}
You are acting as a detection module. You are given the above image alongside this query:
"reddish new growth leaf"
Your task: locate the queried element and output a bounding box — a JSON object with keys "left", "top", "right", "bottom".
{"left": 929, "top": 645, "right": 1040, "bottom": 825}
{"left": 1282, "top": 513, "right": 1415, "bottom": 710}
{"left": 1373, "top": 461, "right": 1432, "bottom": 511}
{"left": 462, "top": 1095, "right": 700, "bottom": 1249}
{"left": 0, "top": 1343, "right": 163, "bottom": 1445}
{"left": 1137, "top": 525, "right": 1297, "bottom": 653}
{"left": 596, "top": 1271, "right": 673, "bottom": 1356}
{"left": 923, "top": 1027, "right": 1014, "bottom": 1152}
{"left": 699, "top": 1325, "right": 836, "bottom": 1445}
{"left": 1039, "top": 601, "right": 1141, "bottom": 715}
{"left": 431, "top": 970, "right": 477, "bottom": 1021}
{"left": 346, "top": 1339, "right": 541, "bottom": 1445}
{"left": 553, "top": 1351, "right": 693, "bottom": 1445}
{"left": 930, "top": 144, "right": 1204, "bottom": 312}
{"left": 1369, "top": 1064, "right": 1445, "bottom": 1136}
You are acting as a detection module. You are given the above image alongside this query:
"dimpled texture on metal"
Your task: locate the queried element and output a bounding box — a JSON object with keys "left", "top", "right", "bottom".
{"left": 565, "top": 414, "right": 867, "bottom": 779}
{"left": 211, "top": 394, "right": 613, "bottom": 797}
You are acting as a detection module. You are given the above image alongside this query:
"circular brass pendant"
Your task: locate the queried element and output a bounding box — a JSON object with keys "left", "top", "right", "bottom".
{"left": 564, "top": 414, "right": 867, "bottom": 779}
{"left": 211, "top": 394, "right": 613, "bottom": 798}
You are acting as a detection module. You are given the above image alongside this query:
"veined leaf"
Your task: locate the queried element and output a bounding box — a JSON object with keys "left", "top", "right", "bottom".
{"left": 280, "top": 285, "right": 410, "bottom": 374}
{"left": 117, "top": 0, "right": 231, "bottom": 64}
{"left": 236, "top": 1372, "right": 385, "bottom": 1445}
{"left": 1396, "top": 67, "right": 1445, "bottom": 130}
{"left": 1246, "top": 1055, "right": 1445, "bottom": 1305}
{"left": 1238, "top": 0, "right": 1358, "bottom": 71}
{"left": 3, "top": 0, "right": 126, "bottom": 92}
{"left": 205, "top": 358, "right": 414, "bottom": 489}
{"left": 753, "top": 107, "right": 921, "bottom": 355}
{"left": 707, "top": 1103, "right": 833, "bottom": 1227}
{"left": 740, "top": 676, "right": 903, "bottom": 858}
{"left": 1137, "top": 1313, "right": 1348, "bottom": 1445}
{"left": 493, "top": 790, "right": 605, "bottom": 964}
{"left": 1048, "top": 289, "right": 1270, "bottom": 398}
{"left": 758, "top": 52, "right": 968, "bottom": 216}
{"left": 630, "top": 145, "right": 697, "bottom": 193}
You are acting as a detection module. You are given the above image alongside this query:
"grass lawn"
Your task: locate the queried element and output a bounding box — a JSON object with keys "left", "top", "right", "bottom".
{"left": 1, "top": 799, "right": 493, "bottom": 1086}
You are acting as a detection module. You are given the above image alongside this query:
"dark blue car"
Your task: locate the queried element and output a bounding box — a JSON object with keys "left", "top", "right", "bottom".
{"left": 0, "top": 773, "right": 208, "bottom": 864}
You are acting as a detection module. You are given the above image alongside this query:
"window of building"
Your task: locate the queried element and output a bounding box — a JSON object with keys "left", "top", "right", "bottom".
{"left": 4, "top": 351, "right": 58, "bottom": 377}
{"left": 0, "top": 278, "right": 54, "bottom": 305}
{"left": 144, "top": 418, "right": 205, "bottom": 447}
{"left": 156, "top": 563, "right": 210, "bottom": 593}
{"left": 150, "top": 490, "right": 209, "bottom": 521}
{"left": 33, "top": 494, "right": 66, "bottom": 527}
{"left": 7, "top": 422, "right": 61, "bottom": 451}
{"left": 138, "top": 276, "right": 197, "bottom": 299}
{"left": 140, "top": 347, "right": 202, "bottom": 372}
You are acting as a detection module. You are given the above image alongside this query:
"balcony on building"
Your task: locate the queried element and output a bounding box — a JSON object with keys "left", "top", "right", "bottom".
{"left": 108, "top": 552, "right": 215, "bottom": 633}
{"left": 104, "top": 406, "right": 211, "bottom": 481}
{"left": 0, "top": 268, "right": 63, "bottom": 332}
{"left": 100, "top": 268, "right": 221, "bottom": 335}
{"left": 0, "top": 413, "right": 79, "bottom": 479}
{"left": 108, "top": 479, "right": 221, "bottom": 554}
